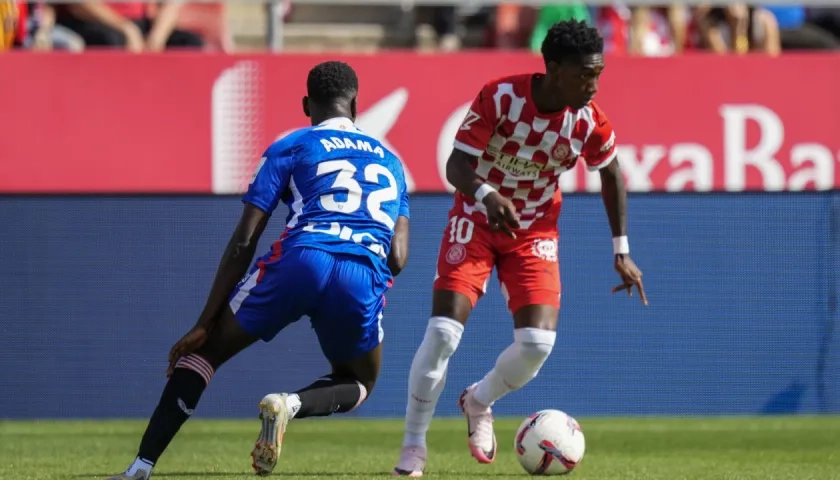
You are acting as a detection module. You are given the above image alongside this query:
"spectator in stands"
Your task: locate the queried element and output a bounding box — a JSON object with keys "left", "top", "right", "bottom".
{"left": 489, "top": 3, "right": 590, "bottom": 51}
{"left": 595, "top": 4, "right": 687, "bottom": 56}
{"left": 1, "top": 0, "right": 18, "bottom": 50}
{"left": 487, "top": 3, "right": 535, "bottom": 49}
{"left": 695, "top": 4, "right": 781, "bottom": 55}
{"left": 55, "top": 1, "right": 203, "bottom": 52}
{"left": 1, "top": 2, "right": 84, "bottom": 52}
{"left": 807, "top": 7, "right": 840, "bottom": 42}
{"left": 497, "top": 4, "right": 686, "bottom": 57}
{"left": 21, "top": 3, "right": 85, "bottom": 51}
{"left": 626, "top": 5, "right": 687, "bottom": 56}
{"left": 529, "top": 3, "right": 590, "bottom": 52}
{"left": 415, "top": 5, "right": 460, "bottom": 51}
{"left": 175, "top": 2, "right": 233, "bottom": 52}
{"left": 763, "top": 5, "right": 839, "bottom": 50}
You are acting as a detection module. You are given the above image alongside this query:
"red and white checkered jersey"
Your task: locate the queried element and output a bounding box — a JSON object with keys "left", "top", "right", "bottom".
{"left": 453, "top": 73, "right": 617, "bottom": 230}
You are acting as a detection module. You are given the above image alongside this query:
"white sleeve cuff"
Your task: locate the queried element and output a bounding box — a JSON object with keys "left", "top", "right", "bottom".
{"left": 453, "top": 141, "right": 484, "bottom": 157}
{"left": 587, "top": 149, "right": 617, "bottom": 172}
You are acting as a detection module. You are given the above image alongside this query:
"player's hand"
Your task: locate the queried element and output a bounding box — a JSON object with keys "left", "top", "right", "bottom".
{"left": 612, "top": 254, "right": 648, "bottom": 306}
{"left": 166, "top": 324, "right": 209, "bottom": 377}
{"left": 482, "top": 192, "right": 520, "bottom": 239}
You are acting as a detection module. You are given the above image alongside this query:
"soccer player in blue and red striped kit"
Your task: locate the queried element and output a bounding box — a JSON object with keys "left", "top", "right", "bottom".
{"left": 109, "top": 61, "right": 410, "bottom": 480}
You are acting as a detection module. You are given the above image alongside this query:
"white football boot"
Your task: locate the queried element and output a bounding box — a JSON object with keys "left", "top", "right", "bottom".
{"left": 251, "top": 393, "right": 291, "bottom": 476}
{"left": 458, "top": 383, "right": 497, "bottom": 464}
{"left": 106, "top": 468, "right": 150, "bottom": 480}
{"left": 107, "top": 457, "right": 152, "bottom": 480}
{"left": 392, "top": 445, "right": 427, "bottom": 477}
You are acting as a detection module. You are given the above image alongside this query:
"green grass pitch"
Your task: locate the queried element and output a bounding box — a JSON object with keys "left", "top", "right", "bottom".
{"left": 1, "top": 417, "right": 839, "bottom": 480}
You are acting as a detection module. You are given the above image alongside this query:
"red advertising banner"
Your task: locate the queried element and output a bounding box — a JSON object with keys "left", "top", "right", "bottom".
{"left": 1, "top": 52, "right": 838, "bottom": 193}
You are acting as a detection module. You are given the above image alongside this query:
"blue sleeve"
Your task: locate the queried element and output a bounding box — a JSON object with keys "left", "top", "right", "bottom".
{"left": 398, "top": 172, "right": 410, "bottom": 219}
{"left": 242, "top": 146, "right": 295, "bottom": 215}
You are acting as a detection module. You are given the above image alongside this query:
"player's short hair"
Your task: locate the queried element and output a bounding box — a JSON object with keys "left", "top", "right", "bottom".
{"left": 540, "top": 19, "right": 604, "bottom": 66}
{"left": 306, "top": 61, "right": 359, "bottom": 106}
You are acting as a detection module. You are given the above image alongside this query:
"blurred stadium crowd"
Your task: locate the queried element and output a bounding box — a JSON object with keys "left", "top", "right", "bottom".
{"left": 2, "top": 2, "right": 840, "bottom": 54}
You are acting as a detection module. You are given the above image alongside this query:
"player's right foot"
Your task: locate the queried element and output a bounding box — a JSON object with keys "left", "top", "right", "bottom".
{"left": 252, "top": 393, "right": 291, "bottom": 476}
{"left": 392, "top": 445, "right": 426, "bottom": 477}
{"left": 107, "top": 457, "right": 152, "bottom": 480}
{"left": 458, "top": 383, "right": 497, "bottom": 464}
{"left": 106, "top": 470, "right": 150, "bottom": 480}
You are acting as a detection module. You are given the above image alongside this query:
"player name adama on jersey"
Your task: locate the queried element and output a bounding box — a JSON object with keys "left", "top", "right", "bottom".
{"left": 453, "top": 73, "right": 617, "bottom": 230}
{"left": 319, "top": 136, "right": 387, "bottom": 158}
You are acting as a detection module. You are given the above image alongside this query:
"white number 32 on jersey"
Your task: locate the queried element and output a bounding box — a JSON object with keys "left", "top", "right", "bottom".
{"left": 315, "top": 159, "right": 399, "bottom": 230}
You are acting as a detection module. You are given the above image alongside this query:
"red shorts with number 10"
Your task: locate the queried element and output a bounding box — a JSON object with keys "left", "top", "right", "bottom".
{"left": 433, "top": 207, "right": 561, "bottom": 314}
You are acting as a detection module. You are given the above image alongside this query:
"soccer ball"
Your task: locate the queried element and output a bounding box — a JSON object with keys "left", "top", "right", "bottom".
{"left": 514, "top": 409, "right": 585, "bottom": 475}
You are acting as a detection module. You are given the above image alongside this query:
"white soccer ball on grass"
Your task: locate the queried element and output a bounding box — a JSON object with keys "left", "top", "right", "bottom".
{"left": 514, "top": 409, "right": 585, "bottom": 475}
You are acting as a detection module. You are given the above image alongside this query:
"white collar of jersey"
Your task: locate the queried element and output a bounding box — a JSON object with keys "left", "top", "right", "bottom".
{"left": 316, "top": 117, "right": 358, "bottom": 132}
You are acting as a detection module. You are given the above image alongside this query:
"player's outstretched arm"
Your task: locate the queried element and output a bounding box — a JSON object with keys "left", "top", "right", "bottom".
{"left": 194, "top": 204, "right": 271, "bottom": 330}
{"left": 599, "top": 159, "right": 627, "bottom": 240}
{"left": 388, "top": 216, "right": 409, "bottom": 277}
{"left": 599, "top": 159, "right": 647, "bottom": 305}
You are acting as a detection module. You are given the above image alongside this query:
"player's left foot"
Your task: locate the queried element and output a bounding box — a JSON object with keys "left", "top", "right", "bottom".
{"left": 458, "top": 383, "right": 497, "bottom": 464}
{"left": 251, "top": 393, "right": 291, "bottom": 476}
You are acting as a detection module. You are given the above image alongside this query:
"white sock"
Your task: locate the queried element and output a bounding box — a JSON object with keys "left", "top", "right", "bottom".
{"left": 126, "top": 457, "right": 154, "bottom": 476}
{"left": 473, "top": 328, "right": 555, "bottom": 407}
{"left": 403, "top": 316, "right": 464, "bottom": 447}
{"left": 285, "top": 393, "right": 302, "bottom": 419}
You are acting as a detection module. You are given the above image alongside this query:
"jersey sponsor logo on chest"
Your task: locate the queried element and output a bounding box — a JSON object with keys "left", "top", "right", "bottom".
{"left": 487, "top": 148, "right": 573, "bottom": 178}
{"left": 489, "top": 150, "right": 547, "bottom": 178}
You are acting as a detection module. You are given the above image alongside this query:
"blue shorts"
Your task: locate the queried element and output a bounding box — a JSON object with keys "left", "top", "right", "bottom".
{"left": 229, "top": 246, "right": 388, "bottom": 363}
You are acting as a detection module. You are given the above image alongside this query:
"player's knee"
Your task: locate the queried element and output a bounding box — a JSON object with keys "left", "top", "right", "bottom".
{"left": 331, "top": 364, "right": 378, "bottom": 397}
{"left": 358, "top": 378, "right": 376, "bottom": 397}
{"left": 349, "top": 378, "right": 373, "bottom": 411}
{"left": 424, "top": 316, "right": 464, "bottom": 359}
{"left": 337, "top": 372, "right": 376, "bottom": 399}
{"left": 514, "top": 327, "right": 556, "bottom": 368}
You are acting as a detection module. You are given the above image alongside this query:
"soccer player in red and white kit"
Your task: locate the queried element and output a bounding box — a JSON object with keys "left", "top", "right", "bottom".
{"left": 393, "top": 20, "right": 647, "bottom": 477}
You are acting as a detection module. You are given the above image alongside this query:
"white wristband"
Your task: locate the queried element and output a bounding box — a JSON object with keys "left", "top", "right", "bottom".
{"left": 474, "top": 183, "right": 497, "bottom": 203}
{"left": 613, "top": 236, "right": 630, "bottom": 255}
